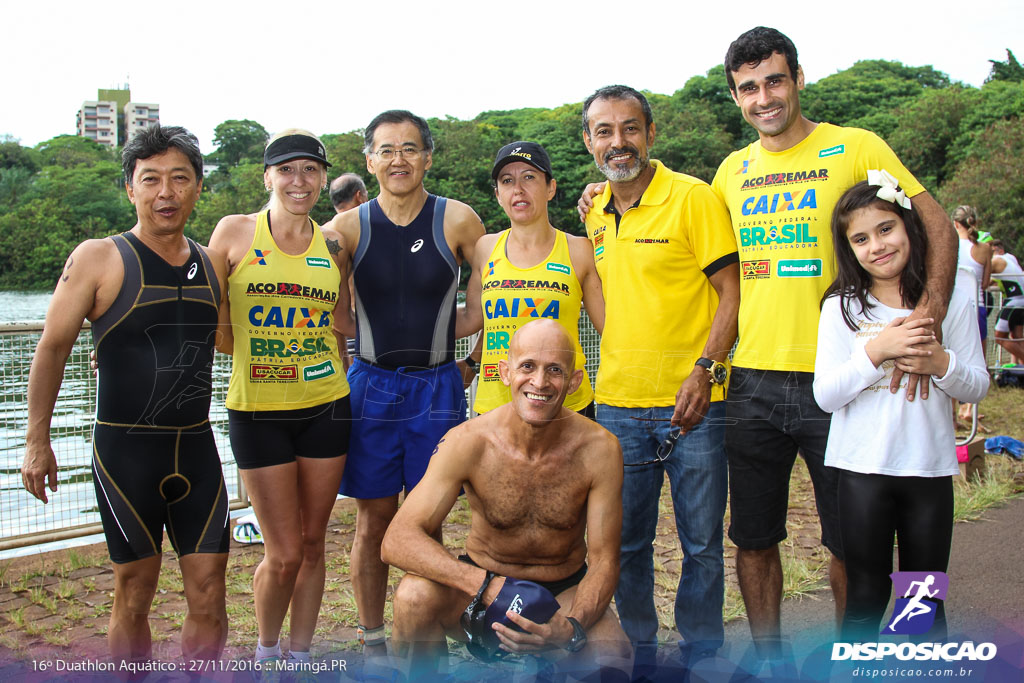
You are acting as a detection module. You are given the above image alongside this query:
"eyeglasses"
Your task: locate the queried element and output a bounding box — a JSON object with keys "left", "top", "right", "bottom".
{"left": 623, "top": 417, "right": 681, "bottom": 468}
{"left": 374, "top": 146, "right": 422, "bottom": 161}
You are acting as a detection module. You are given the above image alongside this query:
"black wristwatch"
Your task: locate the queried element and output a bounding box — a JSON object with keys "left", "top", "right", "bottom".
{"left": 564, "top": 616, "right": 587, "bottom": 653}
{"left": 695, "top": 357, "right": 728, "bottom": 385}
{"left": 464, "top": 356, "right": 480, "bottom": 373}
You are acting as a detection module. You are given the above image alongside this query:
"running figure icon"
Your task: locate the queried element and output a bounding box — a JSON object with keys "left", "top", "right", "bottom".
{"left": 887, "top": 574, "right": 939, "bottom": 632}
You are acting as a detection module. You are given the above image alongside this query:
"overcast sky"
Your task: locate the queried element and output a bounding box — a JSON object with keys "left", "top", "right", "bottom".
{"left": 3, "top": 0, "right": 1020, "bottom": 155}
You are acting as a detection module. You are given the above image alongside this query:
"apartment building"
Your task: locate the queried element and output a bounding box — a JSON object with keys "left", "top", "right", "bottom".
{"left": 75, "top": 88, "right": 160, "bottom": 147}
{"left": 75, "top": 100, "right": 119, "bottom": 148}
{"left": 125, "top": 103, "right": 160, "bottom": 140}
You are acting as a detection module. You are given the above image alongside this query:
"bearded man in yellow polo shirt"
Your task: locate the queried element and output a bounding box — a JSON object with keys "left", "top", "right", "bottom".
{"left": 581, "top": 85, "right": 740, "bottom": 669}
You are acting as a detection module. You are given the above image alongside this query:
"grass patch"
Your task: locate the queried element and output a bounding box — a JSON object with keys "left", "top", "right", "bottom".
{"left": 64, "top": 604, "right": 87, "bottom": 623}
{"left": 724, "top": 585, "right": 746, "bottom": 623}
{"left": 54, "top": 580, "right": 76, "bottom": 600}
{"left": 445, "top": 498, "right": 472, "bottom": 527}
{"left": 0, "top": 562, "right": 9, "bottom": 587}
{"left": 226, "top": 602, "right": 259, "bottom": 642}
{"left": 43, "top": 631, "right": 70, "bottom": 648}
{"left": 162, "top": 610, "right": 186, "bottom": 629}
{"left": 225, "top": 568, "right": 252, "bottom": 596}
{"left": 0, "top": 633, "right": 23, "bottom": 654}
{"left": 231, "top": 550, "right": 262, "bottom": 569}
{"left": 333, "top": 506, "right": 357, "bottom": 527}
{"left": 953, "top": 457, "right": 1024, "bottom": 522}
{"left": 156, "top": 568, "right": 184, "bottom": 594}
{"left": 67, "top": 548, "right": 105, "bottom": 571}
{"left": 325, "top": 552, "right": 350, "bottom": 579}
{"left": 8, "top": 606, "right": 26, "bottom": 629}
{"left": 780, "top": 546, "right": 828, "bottom": 601}
{"left": 28, "top": 586, "right": 58, "bottom": 614}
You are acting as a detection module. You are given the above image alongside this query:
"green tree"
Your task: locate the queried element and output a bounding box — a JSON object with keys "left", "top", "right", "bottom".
{"left": 986, "top": 49, "right": 1024, "bottom": 83}
{"left": 938, "top": 118, "right": 1024, "bottom": 255}
{"left": 888, "top": 86, "right": 978, "bottom": 190}
{"left": 188, "top": 162, "right": 267, "bottom": 244}
{"left": 802, "top": 60, "right": 951, "bottom": 137}
{"left": 322, "top": 131, "right": 378, "bottom": 199}
{"left": 0, "top": 138, "right": 40, "bottom": 173}
{"left": 34, "top": 135, "right": 115, "bottom": 169}
{"left": 649, "top": 95, "right": 735, "bottom": 184}
{"left": 211, "top": 119, "right": 269, "bottom": 167}
{"left": 426, "top": 117, "right": 507, "bottom": 232}
{"left": 947, "top": 79, "right": 1024, "bottom": 166}
{"left": 675, "top": 65, "right": 751, "bottom": 146}
{"left": 516, "top": 103, "right": 601, "bottom": 234}
{"left": 0, "top": 167, "right": 34, "bottom": 206}
{"left": 0, "top": 161, "right": 132, "bottom": 288}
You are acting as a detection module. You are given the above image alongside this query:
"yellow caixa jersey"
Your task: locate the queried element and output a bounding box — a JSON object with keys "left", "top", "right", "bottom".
{"left": 226, "top": 210, "right": 349, "bottom": 411}
{"left": 712, "top": 123, "right": 924, "bottom": 373}
{"left": 585, "top": 160, "right": 737, "bottom": 407}
{"left": 475, "top": 228, "right": 593, "bottom": 413}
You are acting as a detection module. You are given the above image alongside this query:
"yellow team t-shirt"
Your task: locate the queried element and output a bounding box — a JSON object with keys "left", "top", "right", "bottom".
{"left": 226, "top": 210, "right": 350, "bottom": 411}
{"left": 474, "top": 229, "right": 593, "bottom": 413}
{"left": 712, "top": 123, "right": 924, "bottom": 372}
{"left": 585, "top": 160, "right": 738, "bottom": 407}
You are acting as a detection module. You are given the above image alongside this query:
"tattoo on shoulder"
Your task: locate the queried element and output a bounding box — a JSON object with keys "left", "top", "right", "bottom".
{"left": 325, "top": 238, "right": 343, "bottom": 255}
{"left": 61, "top": 255, "right": 74, "bottom": 282}
{"left": 431, "top": 438, "right": 446, "bottom": 457}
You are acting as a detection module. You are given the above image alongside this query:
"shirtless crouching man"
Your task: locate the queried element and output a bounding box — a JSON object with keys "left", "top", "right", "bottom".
{"left": 381, "top": 320, "right": 630, "bottom": 676}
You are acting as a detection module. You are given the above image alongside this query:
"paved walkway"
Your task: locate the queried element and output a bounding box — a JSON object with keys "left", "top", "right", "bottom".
{"left": 674, "top": 493, "right": 1024, "bottom": 681}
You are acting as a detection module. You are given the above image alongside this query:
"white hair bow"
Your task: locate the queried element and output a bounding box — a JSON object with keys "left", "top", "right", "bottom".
{"left": 866, "top": 169, "right": 912, "bottom": 210}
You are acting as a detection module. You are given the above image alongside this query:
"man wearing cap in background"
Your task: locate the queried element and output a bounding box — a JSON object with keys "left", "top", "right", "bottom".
{"left": 330, "top": 172, "right": 368, "bottom": 214}
{"left": 579, "top": 84, "right": 740, "bottom": 670}
{"left": 381, "top": 320, "right": 630, "bottom": 678}
{"left": 324, "top": 109, "right": 484, "bottom": 656}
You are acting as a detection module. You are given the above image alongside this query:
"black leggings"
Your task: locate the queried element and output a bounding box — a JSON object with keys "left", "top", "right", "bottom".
{"left": 838, "top": 470, "right": 953, "bottom": 641}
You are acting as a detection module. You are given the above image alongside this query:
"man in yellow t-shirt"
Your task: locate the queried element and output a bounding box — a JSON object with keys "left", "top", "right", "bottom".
{"left": 581, "top": 85, "right": 740, "bottom": 664}
{"left": 713, "top": 27, "right": 957, "bottom": 663}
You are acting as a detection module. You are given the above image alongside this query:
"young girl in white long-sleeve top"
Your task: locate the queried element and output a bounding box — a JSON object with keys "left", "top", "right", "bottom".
{"left": 813, "top": 171, "right": 989, "bottom": 641}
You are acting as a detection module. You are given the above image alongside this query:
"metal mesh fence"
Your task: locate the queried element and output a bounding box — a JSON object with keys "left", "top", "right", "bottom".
{"left": 0, "top": 325, "right": 240, "bottom": 550}
{"left": 1, "top": 296, "right": 1010, "bottom": 550}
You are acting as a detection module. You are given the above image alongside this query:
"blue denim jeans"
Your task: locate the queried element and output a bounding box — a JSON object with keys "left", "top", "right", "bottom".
{"left": 597, "top": 402, "right": 727, "bottom": 650}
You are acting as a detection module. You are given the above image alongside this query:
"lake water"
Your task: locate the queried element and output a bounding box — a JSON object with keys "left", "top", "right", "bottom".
{"left": 0, "top": 290, "right": 52, "bottom": 323}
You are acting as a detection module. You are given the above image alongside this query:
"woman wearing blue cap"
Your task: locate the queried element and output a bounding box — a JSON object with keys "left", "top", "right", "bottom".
{"left": 209, "top": 129, "right": 352, "bottom": 673}
{"left": 462, "top": 141, "right": 604, "bottom": 416}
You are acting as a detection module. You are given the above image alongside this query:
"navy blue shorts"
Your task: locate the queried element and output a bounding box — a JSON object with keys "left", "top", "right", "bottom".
{"left": 340, "top": 359, "right": 466, "bottom": 498}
